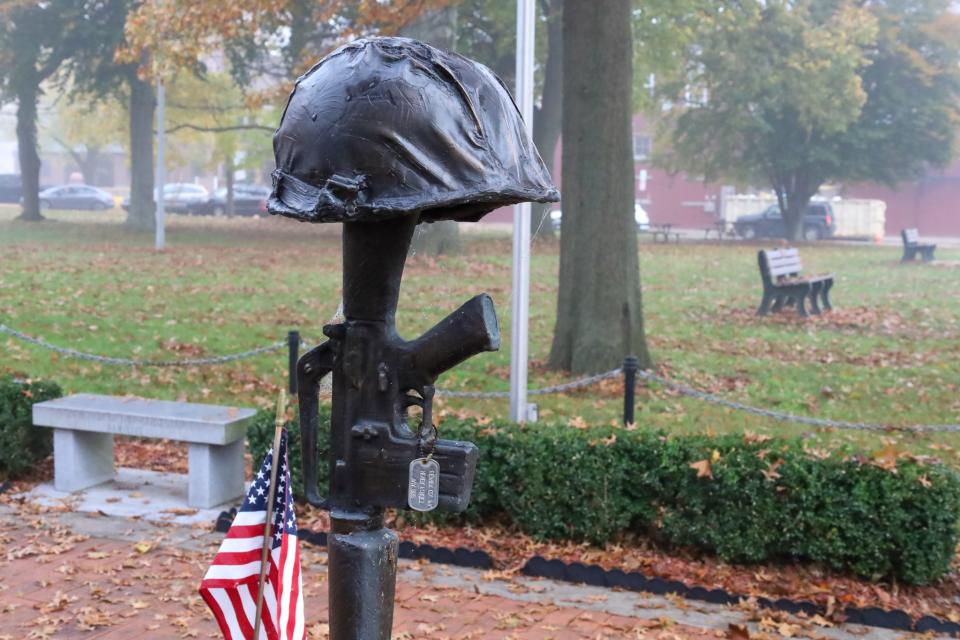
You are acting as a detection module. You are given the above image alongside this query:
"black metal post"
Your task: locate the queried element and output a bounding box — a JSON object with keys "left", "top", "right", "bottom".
{"left": 292, "top": 218, "right": 497, "bottom": 640}
{"left": 623, "top": 355, "right": 638, "bottom": 425}
{"left": 287, "top": 330, "right": 300, "bottom": 395}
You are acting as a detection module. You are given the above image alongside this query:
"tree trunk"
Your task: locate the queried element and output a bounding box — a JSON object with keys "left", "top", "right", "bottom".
{"left": 774, "top": 185, "right": 814, "bottom": 243}
{"left": 127, "top": 73, "right": 156, "bottom": 231}
{"left": 78, "top": 147, "right": 102, "bottom": 186}
{"left": 531, "top": 0, "right": 563, "bottom": 239}
{"left": 400, "top": 6, "right": 461, "bottom": 255}
{"left": 783, "top": 200, "right": 805, "bottom": 242}
{"left": 548, "top": 0, "right": 651, "bottom": 373}
{"left": 225, "top": 155, "right": 235, "bottom": 216}
{"left": 16, "top": 82, "right": 43, "bottom": 221}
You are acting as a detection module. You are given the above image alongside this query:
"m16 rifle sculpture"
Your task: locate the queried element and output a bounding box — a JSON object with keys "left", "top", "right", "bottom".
{"left": 268, "top": 37, "right": 558, "bottom": 640}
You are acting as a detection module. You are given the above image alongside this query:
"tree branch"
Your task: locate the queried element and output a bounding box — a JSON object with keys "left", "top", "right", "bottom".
{"left": 161, "top": 123, "right": 274, "bottom": 135}
{"left": 43, "top": 128, "right": 92, "bottom": 170}
{"left": 165, "top": 101, "right": 250, "bottom": 112}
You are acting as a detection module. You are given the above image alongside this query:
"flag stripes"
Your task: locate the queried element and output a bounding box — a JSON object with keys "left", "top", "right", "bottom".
{"left": 199, "top": 432, "right": 305, "bottom": 640}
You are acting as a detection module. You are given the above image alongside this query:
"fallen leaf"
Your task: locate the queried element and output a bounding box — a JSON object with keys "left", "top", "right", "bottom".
{"left": 810, "top": 614, "right": 833, "bottom": 627}
{"left": 689, "top": 459, "right": 712, "bottom": 479}
{"left": 727, "top": 623, "right": 750, "bottom": 639}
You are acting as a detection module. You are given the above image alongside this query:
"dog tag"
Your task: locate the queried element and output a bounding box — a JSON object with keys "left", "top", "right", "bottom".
{"left": 408, "top": 457, "right": 440, "bottom": 512}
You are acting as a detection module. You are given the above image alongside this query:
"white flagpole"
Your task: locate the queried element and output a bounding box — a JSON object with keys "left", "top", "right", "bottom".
{"left": 253, "top": 390, "right": 287, "bottom": 640}
{"left": 510, "top": 0, "right": 536, "bottom": 423}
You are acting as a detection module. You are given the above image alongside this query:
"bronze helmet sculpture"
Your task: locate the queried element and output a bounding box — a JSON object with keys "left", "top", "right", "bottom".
{"left": 268, "top": 36, "right": 559, "bottom": 223}
{"left": 268, "top": 37, "right": 559, "bottom": 640}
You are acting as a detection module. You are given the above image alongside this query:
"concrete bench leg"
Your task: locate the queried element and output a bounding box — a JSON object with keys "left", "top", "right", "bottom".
{"left": 54, "top": 429, "right": 114, "bottom": 492}
{"left": 188, "top": 440, "right": 245, "bottom": 509}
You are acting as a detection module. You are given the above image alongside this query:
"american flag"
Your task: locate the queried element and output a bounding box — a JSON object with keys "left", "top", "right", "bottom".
{"left": 200, "top": 432, "right": 305, "bottom": 640}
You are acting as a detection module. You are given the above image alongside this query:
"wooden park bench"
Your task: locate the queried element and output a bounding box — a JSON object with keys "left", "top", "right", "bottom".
{"left": 901, "top": 228, "right": 936, "bottom": 262}
{"left": 33, "top": 394, "right": 256, "bottom": 509}
{"left": 756, "top": 248, "right": 834, "bottom": 317}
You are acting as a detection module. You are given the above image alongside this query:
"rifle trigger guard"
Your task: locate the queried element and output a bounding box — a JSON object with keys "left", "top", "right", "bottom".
{"left": 298, "top": 340, "right": 335, "bottom": 510}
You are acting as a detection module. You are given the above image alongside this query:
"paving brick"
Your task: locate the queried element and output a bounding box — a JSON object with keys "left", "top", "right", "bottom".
{"left": 1, "top": 510, "right": 723, "bottom": 640}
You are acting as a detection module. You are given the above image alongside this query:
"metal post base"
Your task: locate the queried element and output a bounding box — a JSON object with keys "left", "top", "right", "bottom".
{"left": 328, "top": 511, "right": 398, "bottom": 640}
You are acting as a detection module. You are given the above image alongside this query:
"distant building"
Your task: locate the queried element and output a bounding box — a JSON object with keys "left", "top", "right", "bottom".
{"left": 841, "top": 161, "right": 960, "bottom": 236}
{"left": 506, "top": 114, "right": 960, "bottom": 236}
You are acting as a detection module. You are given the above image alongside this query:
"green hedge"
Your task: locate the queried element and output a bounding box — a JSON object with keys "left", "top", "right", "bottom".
{"left": 248, "top": 408, "right": 960, "bottom": 585}
{"left": 0, "top": 377, "right": 62, "bottom": 477}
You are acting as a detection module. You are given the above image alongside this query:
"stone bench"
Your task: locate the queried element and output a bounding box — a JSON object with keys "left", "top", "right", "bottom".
{"left": 33, "top": 394, "right": 256, "bottom": 509}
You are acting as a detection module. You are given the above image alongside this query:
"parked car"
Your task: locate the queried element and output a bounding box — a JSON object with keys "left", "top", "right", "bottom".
{"left": 549, "top": 202, "right": 650, "bottom": 232}
{"left": 0, "top": 174, "right": 21, "bottom": 203}
{"left": 159, "top": 183, "right": 209, "bottom": 213}
{"left": 36, "top": 184, "right": 114, "bottom": 211}
{"left": 121, "top": 183, "right": 209, "bottom": 213}
{"left": 734, "top": 202, "right": 836, "bottom": 241}
{"left": 186, "top": 184, "right": 270, "bottom": 216}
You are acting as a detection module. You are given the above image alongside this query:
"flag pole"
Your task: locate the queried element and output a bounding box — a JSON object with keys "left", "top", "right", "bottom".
{"left": 253, "top": 390, "right": 287, "bottom": 640}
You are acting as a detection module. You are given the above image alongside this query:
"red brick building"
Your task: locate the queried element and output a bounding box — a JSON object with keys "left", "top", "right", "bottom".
{"left": 841, "top": 161, "right": 960, "bottom": 236}
{"left": 489, "top": 114, "right": 960, "bottom": 237}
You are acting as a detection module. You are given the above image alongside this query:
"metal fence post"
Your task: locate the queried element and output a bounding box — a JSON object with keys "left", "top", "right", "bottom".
{"left": 623, "top": 355, "right": 638, "bottom": 425}
{"left": 288, "top": 330, "right": 300, "bottom": 395}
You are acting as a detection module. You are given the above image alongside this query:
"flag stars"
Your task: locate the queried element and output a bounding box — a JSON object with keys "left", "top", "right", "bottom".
{"left": 201, "top": 433, "right": 303, "bottom": 640}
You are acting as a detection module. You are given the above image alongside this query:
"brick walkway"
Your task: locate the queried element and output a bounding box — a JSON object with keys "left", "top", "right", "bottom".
{"left": 1, "top": 512, "right": 721, "bottom": 640}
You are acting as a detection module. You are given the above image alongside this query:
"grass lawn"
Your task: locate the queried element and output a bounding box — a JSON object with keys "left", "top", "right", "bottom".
{"left": 2, "top": 205, "right": 959, "bottom": 464}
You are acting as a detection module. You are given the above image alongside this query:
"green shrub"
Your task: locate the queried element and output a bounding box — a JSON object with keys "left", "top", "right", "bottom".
{"left": 248, "top": 405, "right": 960, "bottom": 585}
{"left": 247, "top": 407, "right": 328, "bottom": 501}
{"left": 656, "top": 434, "right": 788, "bottom": 563}
{"left": 0, "top": 377, "right": 62, "bottom": 477}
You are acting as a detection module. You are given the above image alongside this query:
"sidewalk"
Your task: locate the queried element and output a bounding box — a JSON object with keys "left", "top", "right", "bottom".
{"left": 0, "top": 504, "right": 711, "bottom": 640}
{"left": 1, "top": 501, "right": 920, "bottom": 640}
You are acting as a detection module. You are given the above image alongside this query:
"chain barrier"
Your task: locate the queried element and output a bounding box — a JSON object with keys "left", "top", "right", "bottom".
{"left": 635, "top": 369, "right": 960, "bottom": 434}
{"left": 0, "top": 324, "right": 286, "bottom": 367}
{"left": 436, "top": 368, "right": 622, "bottom": 399}
{"left": 4, "top": 320, "right": 957, "bottom": 432}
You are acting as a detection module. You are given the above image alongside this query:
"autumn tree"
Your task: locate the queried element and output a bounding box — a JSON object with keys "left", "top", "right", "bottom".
{"left": 454, "top": 0, "right": 564, "bottom": 238}
{"left": 0, "top": 0, "right": 92, "bottom": 221}
{"left": 43, "top": 93, "right": 126, "bottom": 186}
{"left": 549, "top": 0, "right": 650, "bottom": 373}
{"left": 123, "top": 0, "right": 458, "bottom": 83}
{"left": 68, "top": 0, "right": 280, "bottom": 230}
{"left": 60, "top": 0, "right": 162, "bottom": 230}
{"left": 161, "top": 72, "right": 274, "bottom": 214}
{"left": 658, "top": 0, "right": 960, "bottom": 241}
{"left": 118, "top": 0, "right": 459, "bottom": 228}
